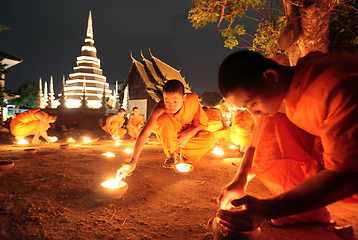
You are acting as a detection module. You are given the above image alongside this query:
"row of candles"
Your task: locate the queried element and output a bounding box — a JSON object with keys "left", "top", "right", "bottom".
{"left": 17, "top": 135, "right": 239, "bottom": 195}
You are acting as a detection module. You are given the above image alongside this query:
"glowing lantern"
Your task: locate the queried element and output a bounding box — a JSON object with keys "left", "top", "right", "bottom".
{"left": 49, "top": 136, "right": 58, "bottom": 142}
{"left": 212, "top": 146, "right": 225, "bottom": 156}
{"left": 123, "top": 148, "right": 133, "bottom": 154}
{"left": 67, "top": 138, "right": 76, "bottom": 143}
{"left": 18, "top": 139, "right": 29, "bottom": 145}
{"left": 102, "top": 152, "right": 115, "bottom": 158}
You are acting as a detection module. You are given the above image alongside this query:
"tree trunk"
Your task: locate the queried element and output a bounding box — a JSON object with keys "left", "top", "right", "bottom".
{"left": 282, "top": 0, "right": 332, "bottom": 65}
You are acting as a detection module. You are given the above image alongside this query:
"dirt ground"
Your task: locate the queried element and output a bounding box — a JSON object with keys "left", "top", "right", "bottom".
{"left": 0, "top": 131, "right": 357, "bottom": 240}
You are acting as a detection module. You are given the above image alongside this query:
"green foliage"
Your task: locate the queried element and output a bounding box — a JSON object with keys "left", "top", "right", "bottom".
{"left": 252, "top": 14, "right": 286, "bottom": 57}
{"left": 189, "top": 0, "right": 271, "bottom": 51}
{"left": 329, "top": 2, "right": 358, "bottom": 53}
{"left": 8, "top": 81, "right": 39, "bottom": 108}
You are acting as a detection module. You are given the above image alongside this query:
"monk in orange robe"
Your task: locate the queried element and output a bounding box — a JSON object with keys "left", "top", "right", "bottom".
{"left": 126, "top": 107, "right": 145, "bottom": 139}
{"left": 10, "top": 109, "right": 57, "bottom": 144}
{"left": 203, "top": 107, "right": 229, "bottom": 143}
{"left": 117, "top": 80, "right": 216, "bottom": 176}
{"left": 100, "top": 108, "right": 127, "bottom": 140}
{"left": 215, "top": 51, "right": 357, "bottom": 233}
{"left": 230, "top": 109, "right": 255, "bottom": 153}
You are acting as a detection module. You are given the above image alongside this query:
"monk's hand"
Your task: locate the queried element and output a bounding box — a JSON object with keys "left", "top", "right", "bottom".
{"left": 217, "top": 195, "right": 269, "bottom": 232}
{"left": 217, "top": 182, "right": 245, "bottom": 210}
{"left": 177, "top": 131, "right": 192, "bottom": 147}
{"left": 116, "top": 163, "right": 135, "bottom": 179}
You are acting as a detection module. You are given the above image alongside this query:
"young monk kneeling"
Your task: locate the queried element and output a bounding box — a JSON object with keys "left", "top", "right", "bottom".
{"left": 117, "top": 80, "right": 216, "bottom": 177}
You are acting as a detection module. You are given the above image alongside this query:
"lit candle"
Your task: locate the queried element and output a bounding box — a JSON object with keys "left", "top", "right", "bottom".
{"left": 67, "top": 138, "right": 76, "bottom": 143}
{"left": 82, "top": 137, "right": 92, "bottom": 143}
{"left": 114, "top": 139, "right": 122, "bottom": 146}
{"left": 174, "top": 163, "right": 194, "bottom": 174}
{"left": 123, "top": 148, "right": 133, "bottom": 154}
{"left": 18, "top": 139, "right": 29, "bottom": 145}
{"left": 102, "top": 152, "right": 115, "bottom": 158}
{"left": 49, "top": 136, "right": 58, "bottom": 142}
{"left": 228, "top": 145, "right": 238, "bottom": 150}
{"left": 212, "top": 146, "right": 225, "bottom": 156}
{"left": 100, "top": 178, "right": 127, "bottom": 189}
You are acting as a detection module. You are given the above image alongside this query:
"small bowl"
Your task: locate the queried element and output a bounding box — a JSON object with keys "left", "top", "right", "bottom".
{"left": 60, "top": 144, "right": 70, "bottom": 150}
{"left": 174, "top": 163, "right": 194, "bottom": 175}
{"left": 23, "top": 148, "right": 37, "bottom": 155}
{"left": 100, "top": 179, "right": 128, "bottom": 198}
{"left": 0, "top": 161, "right": 15, "bottom": 171}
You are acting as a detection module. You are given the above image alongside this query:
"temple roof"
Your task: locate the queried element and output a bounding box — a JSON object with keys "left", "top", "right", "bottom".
{"left": 0, "top": 51, "right": 22, "bottom": 69}
{"left": 123, "top": 51, "right": 191, "bottom": 102}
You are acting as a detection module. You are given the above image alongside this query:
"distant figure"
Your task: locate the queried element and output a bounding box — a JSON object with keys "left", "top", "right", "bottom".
{"left": 230, "top": 109, "right": 255, "bottom": 153}
{"left": 126, "top": 107, "right": 145, "bottom": 139}
{"left": 100, "top": 108, "right": 127, "bottom": 140}
{"left": 203, "top": 106, "right": 229, "bottom": 143}
{"left": 116, "top": 80, "right": 216, "bottom": 177}
{"left": 10, "top": 109, "right": 57, "bottom": 144}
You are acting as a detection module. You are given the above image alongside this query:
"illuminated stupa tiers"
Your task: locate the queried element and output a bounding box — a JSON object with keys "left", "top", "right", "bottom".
{"left": 64, "top": 11, "right": 113, "bottom": 108}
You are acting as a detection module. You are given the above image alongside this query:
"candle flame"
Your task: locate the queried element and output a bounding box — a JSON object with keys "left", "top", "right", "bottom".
{"left": 49, "top": 136, "right": 58, "bottom": 142}
{"left": 175, "top": 163, "right": 193, "bottom": 173}
{"left": 212, "top": 146, "right": 225, "bottom": 156}
{"left": 18, "top": 139, "right": 29, "bottom": 145}
{"left": 83, "top": 137, "right": 92, "bottom": 143}
{"left": 67, "top": 138, "right": 76, "bottom": 143}
{"left": 102, "top": 152, "right": 115, "bottom": 158}
{"left": 114, "top": 140, "right": 122, "bottom": 146}
{"left": 229, "top": 145, "right": 238, "bottom": 150}
{"left": 123, "top": 148, "right": 133, "bottom": 154}
{"left": 101, "top": 178, "right": 127, "bottom": 189}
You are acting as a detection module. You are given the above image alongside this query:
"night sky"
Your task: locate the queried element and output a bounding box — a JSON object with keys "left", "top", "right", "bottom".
{"left": 0, "top": 0, "right": 238, "bottom": 96}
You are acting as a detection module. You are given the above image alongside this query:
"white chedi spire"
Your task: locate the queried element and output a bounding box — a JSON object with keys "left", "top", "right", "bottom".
{"left": 86, "top": 10, "right": 93, "bottom": 39}
{"left": 38, "top": 78, "right": 45, "bottom": 109}
{"left": 48, "top": 76, "right": 55, "bottom": 108}
{"left": 122, "top": 84, "right": 129, "bottom": 112}
{"left": 43, "top": 81, "right": 48, "bottom": 107}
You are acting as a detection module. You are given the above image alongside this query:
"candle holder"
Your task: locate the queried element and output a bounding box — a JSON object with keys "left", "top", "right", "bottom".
{"left": 212, "top": 216, "right": 261, "bottom": 240}
{"left": 100, "top": 179, "right": 128, "bottom": 198}
{"left": 60, "top": 144, "right": 70, "bottom": 150}
{"left": 0, "top": 161, "right": 15, "bottom": 171}
{"left": 173, "top": 152, "right": 194, "bottom": 174}
{"left": 23, "top": 148, "right": 37, "bottom": 155}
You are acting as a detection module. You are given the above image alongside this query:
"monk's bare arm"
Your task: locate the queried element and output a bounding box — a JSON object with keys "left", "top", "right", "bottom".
{"left": 128, "top": 103, "right": 165, "bottom": 166}
{"left": 217, "top": 113, "right": 263, "bottom": 208}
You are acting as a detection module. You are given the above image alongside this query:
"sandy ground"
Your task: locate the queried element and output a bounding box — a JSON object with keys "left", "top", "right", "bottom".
{"left": 0, "top": 131, "right": 357, "bottom": 240}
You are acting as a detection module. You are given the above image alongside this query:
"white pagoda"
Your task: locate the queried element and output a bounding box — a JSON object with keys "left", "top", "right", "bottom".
{"left": 64, "top": 11, "right": 113, "bottom": 108}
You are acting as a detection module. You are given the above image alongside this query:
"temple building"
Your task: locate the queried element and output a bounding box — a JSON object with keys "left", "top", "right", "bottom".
{"left": 122, "top": 51, "right": 191, "bottom": 119}
{"left": 63, "top": 11, "right": 114, "bottom": 108}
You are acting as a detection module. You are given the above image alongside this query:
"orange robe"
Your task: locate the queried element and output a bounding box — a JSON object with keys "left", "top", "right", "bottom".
{"left": 10, "top": 109, "right": 44, "bottom": 136}
{"left": 230, "top": 110, "right": 254, "bottom": 147}
{"left": 253, "top": 52, "right": 358, "bottom": 209}
{"left": 101, "top": 114, "right": 127, "bottom": 139}
{"left": 204, "top": 108, "right": 229, "bottom": 141}
{"left": 156, "top": 94, "right": 216, "bottom": 161}
{"left": 126, "top": 113, "right": 144, "bottom": 138}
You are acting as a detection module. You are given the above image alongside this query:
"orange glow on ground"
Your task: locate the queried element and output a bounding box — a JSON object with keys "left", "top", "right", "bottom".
{"left": 123, "top": 148, "right": 133, "bottom": 154}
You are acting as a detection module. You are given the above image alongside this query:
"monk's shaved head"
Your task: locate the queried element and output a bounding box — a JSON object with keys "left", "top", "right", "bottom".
{"left": 163, "top": 80, "right": 185, "bottom": 96}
